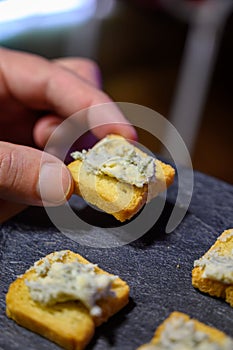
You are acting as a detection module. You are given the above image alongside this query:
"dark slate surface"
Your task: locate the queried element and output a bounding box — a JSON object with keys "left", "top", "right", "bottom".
{"left": 0, "top": 169, "right": 233, "bottom": 350}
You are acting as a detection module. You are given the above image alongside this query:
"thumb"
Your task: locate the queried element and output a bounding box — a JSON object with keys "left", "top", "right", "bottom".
{"left": 0, "top": 142, "right": 73, "bottom": 206}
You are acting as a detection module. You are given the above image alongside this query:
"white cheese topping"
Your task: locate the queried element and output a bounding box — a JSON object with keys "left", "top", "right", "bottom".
{"left": 71, "top": 136, "right": 156, "bottom": 188}
{"left": 141, "top": 315, "right": 233, "bottom": 350}
{"left": 194, "top": 238, "right": 233, "bottom": 284}
{"left": 196, "top": 253, "right": 233, "bottom": 284}
{"left": 25, "top": 251, "right": 116, "bottom": 316}
{"left": 218, "top": 229, "right": 233, "bottom": 242}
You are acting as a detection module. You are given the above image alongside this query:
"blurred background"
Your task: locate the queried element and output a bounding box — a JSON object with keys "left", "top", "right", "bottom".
{"left": 0, "top": 0, "right": 232, "bottom": 184}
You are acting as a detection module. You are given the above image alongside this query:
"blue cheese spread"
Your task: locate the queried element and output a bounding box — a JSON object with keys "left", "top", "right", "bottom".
{"left": 141, "top": 315, "right": 233, "bottom": 350}
{"left": 71, "top": 136, "right": 156, "bottom": 188}
{"left": 25, "top": 251, "right": 116, "bottom": 316}
{"left": 194, "top": 230, "right": 233, "bottom": 284}
{"left": 218, "top": 229, "right": 233, "bottom": 242}
{"left": 194, "top": 251, "right": 233, "bottom": 284}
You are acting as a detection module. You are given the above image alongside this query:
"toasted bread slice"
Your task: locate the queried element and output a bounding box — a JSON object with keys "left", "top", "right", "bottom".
{"left": 6, "top": 250, "right": 129, "bottom": 350}
{"left": 68, "top": 135, "right": 175, "bottom": 222}
{"left": 137, "top": 311, "right": 233, "bottom": 349}
{"left": 192, "top": 229, "right": 233, "bottom": 307}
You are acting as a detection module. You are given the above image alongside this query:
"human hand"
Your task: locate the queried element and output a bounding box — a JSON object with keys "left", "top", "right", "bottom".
{"left": 0, "top": 47, "right": 137, "bottom": 221}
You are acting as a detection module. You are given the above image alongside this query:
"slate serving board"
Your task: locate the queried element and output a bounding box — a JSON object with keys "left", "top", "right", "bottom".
{"left": 0, "top": 169, "right": 233, "bottom": 350}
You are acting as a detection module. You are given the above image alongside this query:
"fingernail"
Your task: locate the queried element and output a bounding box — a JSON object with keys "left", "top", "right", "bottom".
{"left": 38, "top": 162, "right": 73, "bottom": 205}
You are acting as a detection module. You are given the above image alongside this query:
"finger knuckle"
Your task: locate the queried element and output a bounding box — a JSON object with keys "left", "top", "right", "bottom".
{"left": 0, "top": 147, "right": 20, "bottom": 192}
{"left": 81, "top": 58, "right": 99, "bottom": 70}
{"left": 81, "top": 59, "right": 101, "bottom": 79}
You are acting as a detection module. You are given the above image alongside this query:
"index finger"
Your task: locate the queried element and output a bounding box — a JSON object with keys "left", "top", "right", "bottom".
{"left": 0, "top": 47, "right": 137, "bottom": 140}
{"left": 53, "top": 57, "right": 102, "bottom": 89}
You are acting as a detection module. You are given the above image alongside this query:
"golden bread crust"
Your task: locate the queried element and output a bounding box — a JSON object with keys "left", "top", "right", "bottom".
{"left": 6, "top": 251, "right": 129, "bottom": 350}
{"left": 192, "top": 229, "right": 233, "bottom": 307}
{"left": 67, "top": 135, "right": 175, "bottom": 222}
{"left": 137, "top": 311, "right": 232, "bottom": 349}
